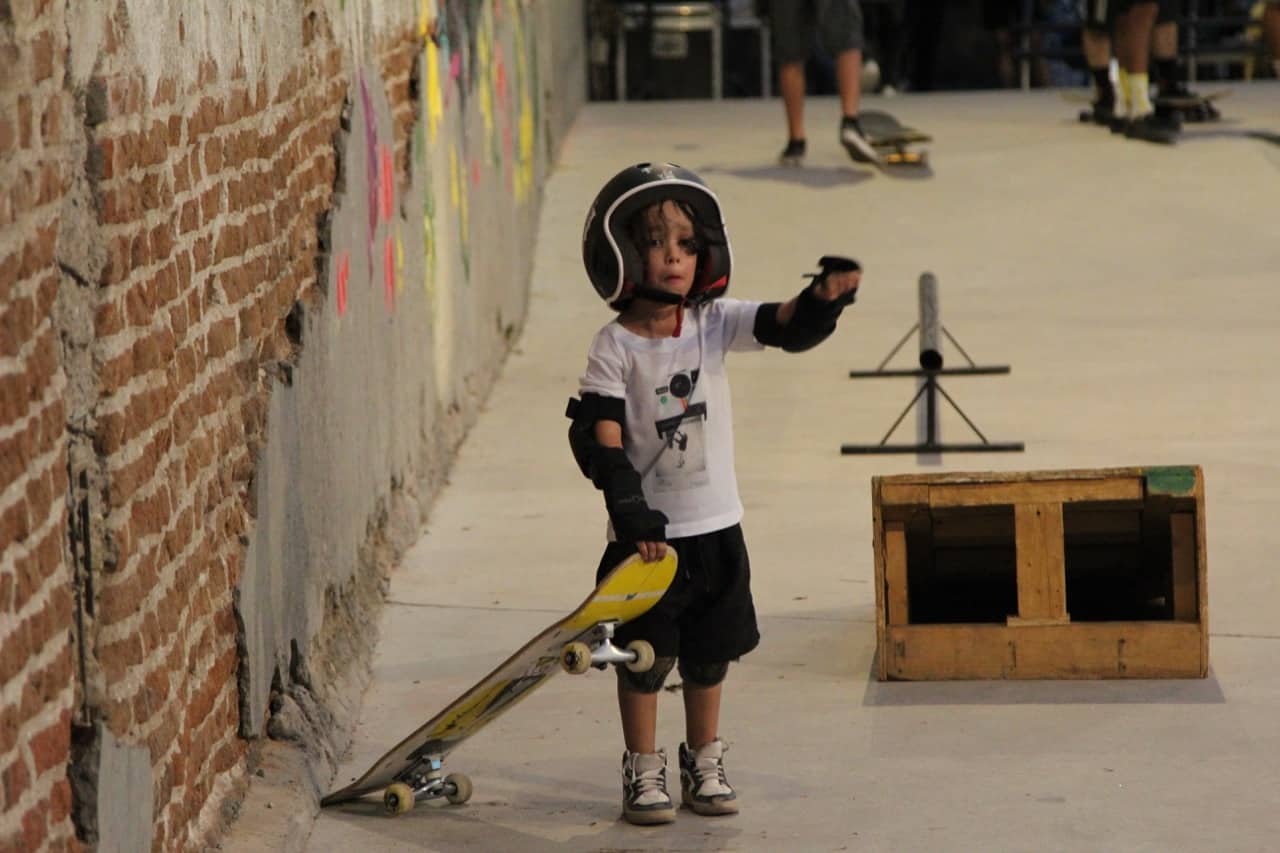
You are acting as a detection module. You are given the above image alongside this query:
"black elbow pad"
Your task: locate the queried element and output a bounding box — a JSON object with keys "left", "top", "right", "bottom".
{"left": 566, "top": 393, "right": 626, "bottom": 484}
{"left": 753, "top": 286, "right": 853, "bottom": 353}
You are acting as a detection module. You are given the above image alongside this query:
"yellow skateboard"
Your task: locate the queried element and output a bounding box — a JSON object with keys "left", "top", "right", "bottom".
{"left": 320, "top": 550, "right": 678, "bottom": 815}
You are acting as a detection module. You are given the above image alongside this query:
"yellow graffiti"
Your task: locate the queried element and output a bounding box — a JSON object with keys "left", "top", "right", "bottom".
{"left": 514, "top": 7, "right": 534, "bottom": 203}
{"left": 426, "top": 38, "right": 444, "bottom": 144}
{"left": 477, "top": 6, "right": 494, "bottom": 139}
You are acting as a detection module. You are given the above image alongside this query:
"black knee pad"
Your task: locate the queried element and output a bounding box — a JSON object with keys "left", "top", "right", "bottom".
{"left": 616, "top": 656, "right": 676, "bottom": 694}
{"left": 678, "top": 658, "right": 729, "bottom": 688}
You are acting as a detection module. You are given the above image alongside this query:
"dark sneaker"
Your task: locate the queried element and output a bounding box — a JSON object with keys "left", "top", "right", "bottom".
{"left": 678, "top": 740, "right": 738, "bottom": 816}
{"left": 839, "top": 117, "right": 881, "bottom": 166}
{"left": 621, "top": 750, "right": 675, "bottom": 825}
{"left": 1079, "top": 98, "right": 1117, "bottom": 126}
{"left": 778, "top": 138, "right": 806, "bottom": 167}
{"left": 1125, "top": 112, "right": 1180, "bottom": 145}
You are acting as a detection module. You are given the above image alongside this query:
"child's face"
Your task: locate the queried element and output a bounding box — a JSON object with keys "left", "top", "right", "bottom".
{"left": 638, "top": 202, "right": 699, "bottom": 299}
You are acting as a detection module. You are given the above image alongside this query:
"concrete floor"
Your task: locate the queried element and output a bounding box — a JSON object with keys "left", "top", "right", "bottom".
{"left": 302, "top": 86, "right": 1280, "bottom": 852}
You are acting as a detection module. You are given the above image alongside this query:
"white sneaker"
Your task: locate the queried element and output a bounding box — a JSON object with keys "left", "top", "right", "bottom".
{"left": 679, "top": 739, "right": 738, "bottom": 816}
{"left": 621, "top": 750, "right": 676, "bottom": 825}
{"left": 839, "top": 117, "right": 881, "bottom": 166}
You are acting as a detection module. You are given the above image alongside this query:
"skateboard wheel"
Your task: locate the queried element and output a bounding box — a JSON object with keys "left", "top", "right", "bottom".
{"left": 383, "top": 782, "right": 415, "bottom": 816}
{"left": 624, "top": 640, "right": 655, "bottom": 673}
{"left": 444, "top": 772, "right": 473, "bottom": 805}
{"left": 560, "top": 641, "right": 592, "bottom": 675}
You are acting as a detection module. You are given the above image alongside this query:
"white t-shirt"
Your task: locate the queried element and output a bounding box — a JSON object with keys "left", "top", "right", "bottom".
{"left": 579, "top": 298, "right": 764, "bottom": 540}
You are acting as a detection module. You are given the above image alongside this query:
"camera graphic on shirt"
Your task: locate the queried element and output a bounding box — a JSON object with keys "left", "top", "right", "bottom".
{"left": 668, "top": 370, "right": 695, "bottom": 400}
{"left": 651, "top": 368, "right": 709, "bottom": 491}
{"left": 654, "top": 368, "right": 706, "bottom": 437}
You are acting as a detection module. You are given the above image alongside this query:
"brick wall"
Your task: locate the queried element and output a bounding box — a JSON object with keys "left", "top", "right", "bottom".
{"left": 1, "top": 1, "right": 584, "bottom": 851}
{"left": 74, "top": 8, "right": 347, "bottom": 848}
{"left": 0, "top": 2, "right": 79, "bottom": 851}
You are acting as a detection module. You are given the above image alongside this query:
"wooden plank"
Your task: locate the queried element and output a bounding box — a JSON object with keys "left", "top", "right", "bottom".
{"left": 1008, "top": 502, "right": 1069, "bottom": 625}
{"left": 884, "top": 522, "right": 909, "bottom": 626}
{"left": 1195, "top": 470, "right": 1209, "bottom": 672}
{"left": 1170, "top": 513, "right": 1198, "bottom": 622}
{"left": 928, "top": 478, "right": 1142, "bottom": 508}
{"left": 878, "top": 483, "right": 930, "bottom": 507}
{"left": 877, "top": 467, "right": 1154, "bottom": 488}
{"left": 871, "top": 481, "right": 888, "bottom": 681}
{"left": 883, "top": 623, "right": 1206, "bottom": 680}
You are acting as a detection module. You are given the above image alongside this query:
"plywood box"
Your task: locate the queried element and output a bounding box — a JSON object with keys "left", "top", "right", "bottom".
{"left": 872, "top": 466, "right": 1207, "bottom": 680}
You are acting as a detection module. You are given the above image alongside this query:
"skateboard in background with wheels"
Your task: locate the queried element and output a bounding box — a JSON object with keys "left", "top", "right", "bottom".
{"left": 320, "top": 550, "right": 678, "bottom": 816}
{"left": 859, "top": 109, "right": 932, "bottom": 166}
{"left": 1154, "top": 88, "right": 1229, "bottom": 123}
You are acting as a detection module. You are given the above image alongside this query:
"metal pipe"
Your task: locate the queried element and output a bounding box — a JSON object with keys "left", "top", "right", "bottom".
{"left": 918, "top": 272, "right": 942, "bottom": 370}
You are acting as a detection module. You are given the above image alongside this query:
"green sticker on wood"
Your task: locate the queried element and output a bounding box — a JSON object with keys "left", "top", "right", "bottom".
{"left": 1146, "top": 466, "right": 1197, "bottom": 496}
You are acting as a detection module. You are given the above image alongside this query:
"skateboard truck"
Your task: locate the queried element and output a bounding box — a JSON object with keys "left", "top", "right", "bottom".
{"left": 560, "top": 621, "right": 655, "bottom": 675}
{"left": 384, "top": 755, "right": 473, "bottom": 815}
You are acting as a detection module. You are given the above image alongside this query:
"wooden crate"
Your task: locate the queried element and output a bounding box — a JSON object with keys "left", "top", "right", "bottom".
{"left": 872, "top": 466, "right": 1207, "bottom": 680}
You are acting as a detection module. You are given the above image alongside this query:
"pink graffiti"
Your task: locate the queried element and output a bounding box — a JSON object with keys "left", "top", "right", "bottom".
{"left": 336, "top": 253, "right": 350, "bottom": 317}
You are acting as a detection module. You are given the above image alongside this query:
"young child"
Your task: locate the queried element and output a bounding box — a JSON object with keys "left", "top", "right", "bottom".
{"left": 566, "top": 163, "right": 861, "bottom": 825}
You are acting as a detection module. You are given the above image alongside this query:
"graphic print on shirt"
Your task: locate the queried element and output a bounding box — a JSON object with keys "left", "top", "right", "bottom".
{"left": 651, "top": 368, "right": 708, "bottom": 493}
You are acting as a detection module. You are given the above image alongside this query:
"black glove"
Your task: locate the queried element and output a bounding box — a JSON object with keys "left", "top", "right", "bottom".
{"left": 601, "top": 464, "right": 668, "bottom": 542}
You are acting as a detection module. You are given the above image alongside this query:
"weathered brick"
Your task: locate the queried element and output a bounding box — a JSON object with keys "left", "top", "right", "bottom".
{"left": 21, "top": 799, "right": 49, "bottom": 851}
{"left": 30, "top": 707, "right": 71, "bottom": 776}
{"left": 0, "top": 292, "right": 36, "bottom": 358}
{"left": 48, "top": 777, "right": 73, "bottom": 823}
{"left": 0, "top": 498, "right": 31, "bottom": 557}
{"left": 205, "top": 316, "right": 238, "bottom": 360}
{"left": 0, "top": 753, "right": 29, "bottom": 809}
{"left": 16, "top": 94, "right": 32, "bottom": 148}
{"left": 98, "top": 632, "right": 143, "bottom": 682}
{"left": 149, "top": 221, "right": 175, "bottom": 262}
{"left": 153, "top": 76, "right": 177, "bottom": 108}
{"left": 11, "top": 525, "right": 58, "bottom": 616}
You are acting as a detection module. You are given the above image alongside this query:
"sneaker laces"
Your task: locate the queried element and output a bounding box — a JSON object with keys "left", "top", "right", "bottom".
{"left": 686, "top": 741, "right": 732, "bottom": 798}
{"left": 625, "top": 751, "right": 669, "bottom": 807}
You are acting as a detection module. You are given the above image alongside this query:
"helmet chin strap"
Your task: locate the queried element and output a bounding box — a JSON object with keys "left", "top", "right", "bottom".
{"left": 630, "top": 285, "right": 685, "bottom": 305}
{"left": 630, "top": 285, "right": 688, "bottom": 337}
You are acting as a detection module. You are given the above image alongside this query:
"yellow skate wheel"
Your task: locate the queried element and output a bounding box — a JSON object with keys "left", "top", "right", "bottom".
{"left": 445, "top": 772, "right": 473, "bottom": 805}
{"left": 624, "top": 640, "right": 655, "bottom": 673}
{"left": 560, "top": 641, "right": 592, "bottom": 674}
{"left": 383, "top": 782, "right": 415, "bottom": 815}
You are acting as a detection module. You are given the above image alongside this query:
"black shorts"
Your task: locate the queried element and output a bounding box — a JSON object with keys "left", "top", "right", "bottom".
{"left": 771, "top": 0, "right": 866, "bottom": 64}
{"left": 595, "top": 524, "right": 760, "bottom": 664}
{"left": 1085, "top": 0, "right": 1172, "bottom": 30}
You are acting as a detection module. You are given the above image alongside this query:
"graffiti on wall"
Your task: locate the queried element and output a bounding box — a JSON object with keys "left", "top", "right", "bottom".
{"left": 334, "top": 0, "right": 537, "bottom": 324}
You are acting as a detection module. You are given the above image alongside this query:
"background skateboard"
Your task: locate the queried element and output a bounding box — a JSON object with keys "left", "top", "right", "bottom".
{"left": 321, "top": 549, "right": 678, "bottom": 814}
{"left": 859, "top": 109, "right": 932, "bottom": 166}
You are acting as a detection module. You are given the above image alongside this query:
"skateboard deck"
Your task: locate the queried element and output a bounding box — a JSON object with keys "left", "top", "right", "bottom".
{"left": 1153, "top": 89, "right": 1229, "bottom": 122}
{"left": 321, "top": 550, "right": 678, "bottom": 814}
{"left": 859, "top": 109, "right": 931, "bottom": 166}
{"left": 1153, "top": 88, "right": 1230, "bottom": 108}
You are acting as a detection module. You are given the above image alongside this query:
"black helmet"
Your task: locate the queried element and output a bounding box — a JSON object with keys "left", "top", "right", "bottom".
{"left": 582, "top": 162, "right": 732, "bottom": 309}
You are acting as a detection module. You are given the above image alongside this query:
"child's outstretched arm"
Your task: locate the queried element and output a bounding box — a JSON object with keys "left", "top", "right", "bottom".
{"left": 753, "top": 256, "right": 861, "bottom": 352}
